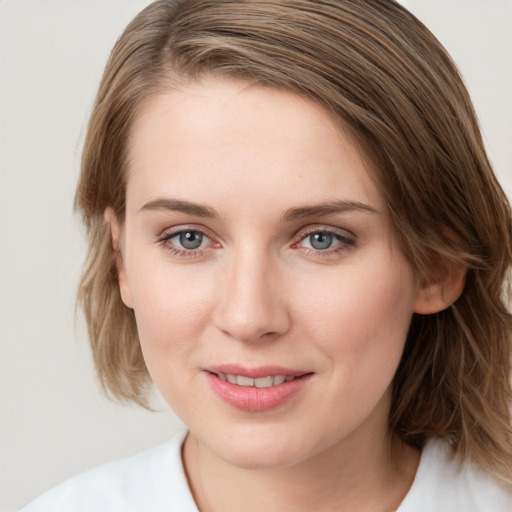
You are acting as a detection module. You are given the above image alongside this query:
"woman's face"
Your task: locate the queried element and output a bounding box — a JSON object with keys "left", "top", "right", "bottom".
{"left": 116, "top": 78, "right": 423, "bottom": 469}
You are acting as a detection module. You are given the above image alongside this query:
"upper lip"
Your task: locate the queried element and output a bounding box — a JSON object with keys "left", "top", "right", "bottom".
{"left": 204, "top": 364, "right": 310, "bottom": 379}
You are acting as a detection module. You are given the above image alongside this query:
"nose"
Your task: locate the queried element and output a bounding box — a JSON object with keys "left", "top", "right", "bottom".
{"left": 213, "top": 246, "right": 291, "bottom": 343}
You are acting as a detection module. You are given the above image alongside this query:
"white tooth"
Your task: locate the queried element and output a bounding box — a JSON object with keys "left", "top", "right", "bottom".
{"left": 236, "top": 375, "right": 255, "bottom": 387}
{"left": 226, "top": 374, "right": 237, "bottom": 384}
{"left": 273, "top": 375, "right": 286, "bottom": 385}
{"left": 255, "top": 376, "right": 274, "bottom": 388}
{"left": 218, "top": 372, "right": 226, "bottom": 381}
{"left": 285, "top": 376, "right": 295, "bottom": 382}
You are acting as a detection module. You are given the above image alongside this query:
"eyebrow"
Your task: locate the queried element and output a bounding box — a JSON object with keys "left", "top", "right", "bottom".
{"left": 282, "top": 200, "right": 378, "bottom": 221}
{"left": 139, "top": 198, "right": 218, "bottom": 218}
{"left": 139, "top": 197, "right": 378, "bottom": 221}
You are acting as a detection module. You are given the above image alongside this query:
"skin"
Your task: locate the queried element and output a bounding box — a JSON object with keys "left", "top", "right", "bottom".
{"left": 109, "top": 78, "right": 459, "bottom": 511}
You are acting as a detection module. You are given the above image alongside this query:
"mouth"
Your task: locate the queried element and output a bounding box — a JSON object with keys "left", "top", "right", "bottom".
{"left": 204, "top": 366, "right": 313, "bottom": 412}
{"left": 213, "top": 372, "right": 298, "bottom": 388}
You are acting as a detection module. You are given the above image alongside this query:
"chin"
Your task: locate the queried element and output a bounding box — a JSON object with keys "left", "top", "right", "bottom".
{"left": 209, "top": 425, "right": 318, "bottom": 470}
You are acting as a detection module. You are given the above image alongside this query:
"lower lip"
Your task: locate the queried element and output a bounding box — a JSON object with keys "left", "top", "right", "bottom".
{"left": 205, "top": 372, "right": 312, "bottom": 412}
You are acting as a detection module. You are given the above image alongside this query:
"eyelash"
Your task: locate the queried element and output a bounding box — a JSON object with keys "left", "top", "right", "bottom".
{"left": 156, "top": 226, "right": 217, "bottom": 260}
{"left": 292, "top": 227, "right": 356, "bottom": 258}
{"left": 156, "top": 226, "right": 356, "bottom": 260}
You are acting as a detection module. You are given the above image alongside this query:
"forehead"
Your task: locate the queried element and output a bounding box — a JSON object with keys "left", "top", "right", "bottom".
{"left": 125, "top": 78, "right": 383, "bottom": 214}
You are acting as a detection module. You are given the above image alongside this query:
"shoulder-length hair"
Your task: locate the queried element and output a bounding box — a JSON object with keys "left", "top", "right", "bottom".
{"left": 75, "top": 0, "right": 512, "bottom": 486}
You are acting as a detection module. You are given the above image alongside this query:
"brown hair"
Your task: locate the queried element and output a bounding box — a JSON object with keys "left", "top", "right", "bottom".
{"left": 75, "top": 0, "right": 512, "bottom": 485}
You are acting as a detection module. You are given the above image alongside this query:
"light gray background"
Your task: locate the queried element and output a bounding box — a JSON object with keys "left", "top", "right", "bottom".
{"left": 1, "top": 1, "right": 511, "bottom": 510}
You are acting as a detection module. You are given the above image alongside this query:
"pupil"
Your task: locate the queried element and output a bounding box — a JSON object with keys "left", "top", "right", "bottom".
{"left": 180, "top": 231, "right": 203, "bottom": 250}
{"left": 310, "top": 233, "right": 333, "bottom": 250}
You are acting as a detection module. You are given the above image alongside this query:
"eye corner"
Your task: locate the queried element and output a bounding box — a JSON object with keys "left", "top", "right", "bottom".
{"left": 291, "top": 225, "right": 357, "bottom": 258}
{"left": 155, "top": 225, "right": 221, "bottom": 261}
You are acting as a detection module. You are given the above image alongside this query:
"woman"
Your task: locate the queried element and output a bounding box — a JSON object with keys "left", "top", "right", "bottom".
{"left": 22, "top": 0, "right": 512, "bottom": 510}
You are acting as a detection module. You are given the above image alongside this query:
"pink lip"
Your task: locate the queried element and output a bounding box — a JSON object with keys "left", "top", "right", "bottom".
{"left": 204, "top": 365, "right": 313, "bottom": 412}
{"left": 206, "top": 364, "right": 308, "bottom": 379}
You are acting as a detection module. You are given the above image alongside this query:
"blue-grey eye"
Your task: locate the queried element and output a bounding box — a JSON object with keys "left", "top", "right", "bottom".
{"left": 179, "top": 231, "right": 204, "bottom": 249}
{"left": 309, "top": 232, "right": 334, "bottom": 250}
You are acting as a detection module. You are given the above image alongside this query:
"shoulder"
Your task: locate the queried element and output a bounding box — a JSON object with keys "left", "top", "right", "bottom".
{"left": 21, "top": 430, "right": 198, "bottom": 512}
{"left": 398, "top": 438, "right": 512, "bottom": 512}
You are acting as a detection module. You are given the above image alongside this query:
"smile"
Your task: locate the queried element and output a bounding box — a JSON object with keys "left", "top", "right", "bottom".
{"left": 216, "top": 373, "right": 295, "bottom": 388}
{"left": 205, "top": 366, "right": 313, "bottom": 412}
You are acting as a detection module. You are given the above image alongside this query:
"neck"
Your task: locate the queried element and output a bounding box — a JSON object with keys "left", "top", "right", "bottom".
{"left": 183, "top": 417, "right": 420, "bottom": 512}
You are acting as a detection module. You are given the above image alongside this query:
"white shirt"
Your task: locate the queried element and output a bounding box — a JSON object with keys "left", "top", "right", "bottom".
{"left": 21, "top": 430, "right": 512, "bottom": 512}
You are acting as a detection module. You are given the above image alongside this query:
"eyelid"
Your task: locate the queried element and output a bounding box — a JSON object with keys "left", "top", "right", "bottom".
{"left": 293, "top": 224, "right": 356, "bottom": 243}
{"left": 291, "top": 224, "right": 357, "bottom": 256}
{"left": 156, "top": 224, "right": 221, "bottom": 259}
{"left": 156, "top": 224, "right": 217, "bottom": 242}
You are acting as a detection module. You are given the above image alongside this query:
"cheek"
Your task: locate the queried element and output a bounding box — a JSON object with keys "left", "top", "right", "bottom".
{"left": 125, "top": 257, "right": 215, "bottom": 368}
{"left": 294, "top": 258, "right": 417, "bottom": 432}
{"left": 297, "top": 256, "right": 416, "bottom": 365}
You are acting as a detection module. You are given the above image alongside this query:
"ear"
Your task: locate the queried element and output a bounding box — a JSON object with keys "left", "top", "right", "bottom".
{"left": 414, "top": 265, "right": 466, "bottom": 315}
{"left": 104, "top": 207, "right": 134, "bottom": 309}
